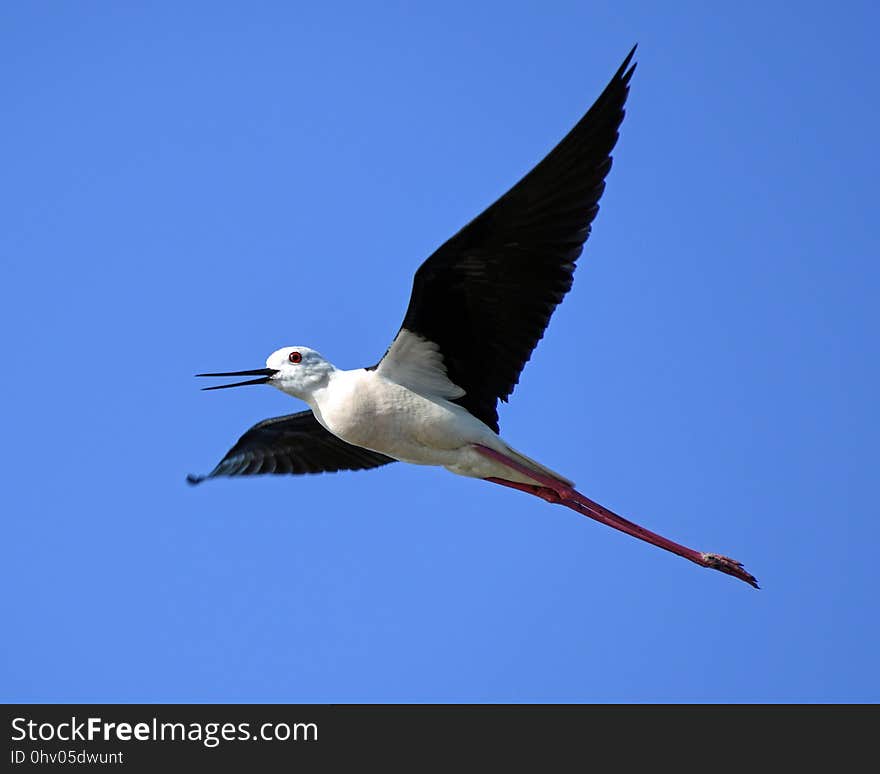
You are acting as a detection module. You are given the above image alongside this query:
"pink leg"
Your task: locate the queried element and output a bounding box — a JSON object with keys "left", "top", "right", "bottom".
{"left": 475, "top": 444, "right": 758, "bottom": 589}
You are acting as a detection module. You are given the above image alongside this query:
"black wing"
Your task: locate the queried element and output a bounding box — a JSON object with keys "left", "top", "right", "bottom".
{"left": 392, "top": 46, "right": 636, "bottom": 432}
{"left": 187, "top": 410, "right": 396, "bottom": 484}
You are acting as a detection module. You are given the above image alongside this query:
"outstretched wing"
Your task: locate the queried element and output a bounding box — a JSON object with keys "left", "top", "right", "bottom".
{"left": 378, "top": 46, "right": 636, "bottom": 432}
{"left": 187, "top": 410, "right": 396, "bottom": 484}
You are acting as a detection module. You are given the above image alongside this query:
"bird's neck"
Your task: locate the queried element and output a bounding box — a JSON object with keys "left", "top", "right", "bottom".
{"left": 300, "top": 366, "right": 356, "bottom": 417}
{"left": 274, "top": 362, "right": 339, "bottom": 404}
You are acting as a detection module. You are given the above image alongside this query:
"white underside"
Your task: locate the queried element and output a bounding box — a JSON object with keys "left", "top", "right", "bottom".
{"left": 303, "top": 363, "right": 573, "bottom": 487}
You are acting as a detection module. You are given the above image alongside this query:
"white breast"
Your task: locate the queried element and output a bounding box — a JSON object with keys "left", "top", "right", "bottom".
{"left": 309, "top": 368, "right": 495, "bottom": 467}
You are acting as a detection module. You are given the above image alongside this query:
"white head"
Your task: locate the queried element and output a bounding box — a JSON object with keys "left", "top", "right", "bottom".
{"left": 197, "top": 346, "right": 336, "bottom": 400}
{"left": 264, "top": 346, "right": 335, "bottom": 398}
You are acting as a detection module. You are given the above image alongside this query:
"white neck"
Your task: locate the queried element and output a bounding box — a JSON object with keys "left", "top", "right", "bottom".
{"left": 271, "top": 359, "right": 339, "bottom": 404}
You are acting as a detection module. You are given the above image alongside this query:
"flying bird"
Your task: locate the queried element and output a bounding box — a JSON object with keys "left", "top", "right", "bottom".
{"left": 190, "top": 46, "right": 758, "bottom": 588}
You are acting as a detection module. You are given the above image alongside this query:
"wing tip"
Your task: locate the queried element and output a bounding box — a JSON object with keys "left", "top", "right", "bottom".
{"left": 612, "top": 44, "right": 638, "bottom": 92}
{"left": 619, "top": 43, "right": 638, "bottom": 77}
{"left": 186, "top": 473, "right": 207, "bottom": 486}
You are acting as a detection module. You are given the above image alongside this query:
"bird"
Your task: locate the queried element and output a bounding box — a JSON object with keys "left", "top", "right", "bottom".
{"left": 189, "top": 46, "right": 758, "bottom": 589}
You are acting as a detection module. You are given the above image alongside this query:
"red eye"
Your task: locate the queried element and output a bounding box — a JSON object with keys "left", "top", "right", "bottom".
{"left": 288, "top": 351, "right": 302, "bottom": 364}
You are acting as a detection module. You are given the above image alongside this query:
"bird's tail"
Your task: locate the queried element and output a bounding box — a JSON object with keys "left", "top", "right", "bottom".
{"left": 493, "top": 441, "right": 575, "bottom": 488}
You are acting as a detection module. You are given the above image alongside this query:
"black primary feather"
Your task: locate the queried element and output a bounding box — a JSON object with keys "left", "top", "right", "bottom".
{"left": 391, "top": 46, "right": 636, "bottom": 432}
{"left": 187, "top": 411, "right": 395, "bottom": 484}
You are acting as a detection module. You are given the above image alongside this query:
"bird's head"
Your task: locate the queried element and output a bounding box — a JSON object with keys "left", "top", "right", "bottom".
{"left": 197, "top": 346, "right": 335, "bottom": 400}
{"left": 265, "top": 346, "right": 335, "bottom": 398}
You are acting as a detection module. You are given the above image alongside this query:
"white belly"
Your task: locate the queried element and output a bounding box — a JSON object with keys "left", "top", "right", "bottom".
{"left": 310, "top": 370, "right": 487, "bottom": 463}
{"left": 307, "top": 368, "right": 569, "bottom": 486}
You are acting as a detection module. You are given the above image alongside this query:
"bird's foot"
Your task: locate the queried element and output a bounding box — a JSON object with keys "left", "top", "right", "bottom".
{"left": 700, "top": 553, "right": 759, "bottom": 589}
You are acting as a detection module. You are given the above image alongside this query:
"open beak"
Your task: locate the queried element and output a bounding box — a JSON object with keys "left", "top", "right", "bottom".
{"left": 195, "top": 368, "right": 279, "bottom": 390}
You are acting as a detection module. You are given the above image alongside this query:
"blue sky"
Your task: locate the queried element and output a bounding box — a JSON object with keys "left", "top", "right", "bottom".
{"left": 2, "top": 2, "right": 878, "bottom": 702}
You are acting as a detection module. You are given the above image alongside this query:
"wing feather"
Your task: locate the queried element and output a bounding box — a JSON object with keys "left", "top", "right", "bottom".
{"left": 187, "top": 410, "right": 395, "bottom": 484}
{"left": 386, "top": 47, "right": 636, "bottom": 431}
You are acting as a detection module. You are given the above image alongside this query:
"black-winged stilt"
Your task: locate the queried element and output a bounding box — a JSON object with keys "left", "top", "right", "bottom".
{"left": 190, "top": 46, "right": 758, "bottom": 588}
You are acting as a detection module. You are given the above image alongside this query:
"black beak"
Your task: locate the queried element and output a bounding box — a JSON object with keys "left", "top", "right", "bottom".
{"left": 195, "top": 368, "right": 279, "bottom": 390}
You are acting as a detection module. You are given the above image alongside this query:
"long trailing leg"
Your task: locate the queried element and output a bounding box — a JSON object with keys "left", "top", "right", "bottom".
{"left": 475, "top": 444, "right": 758, "bottom": 589}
